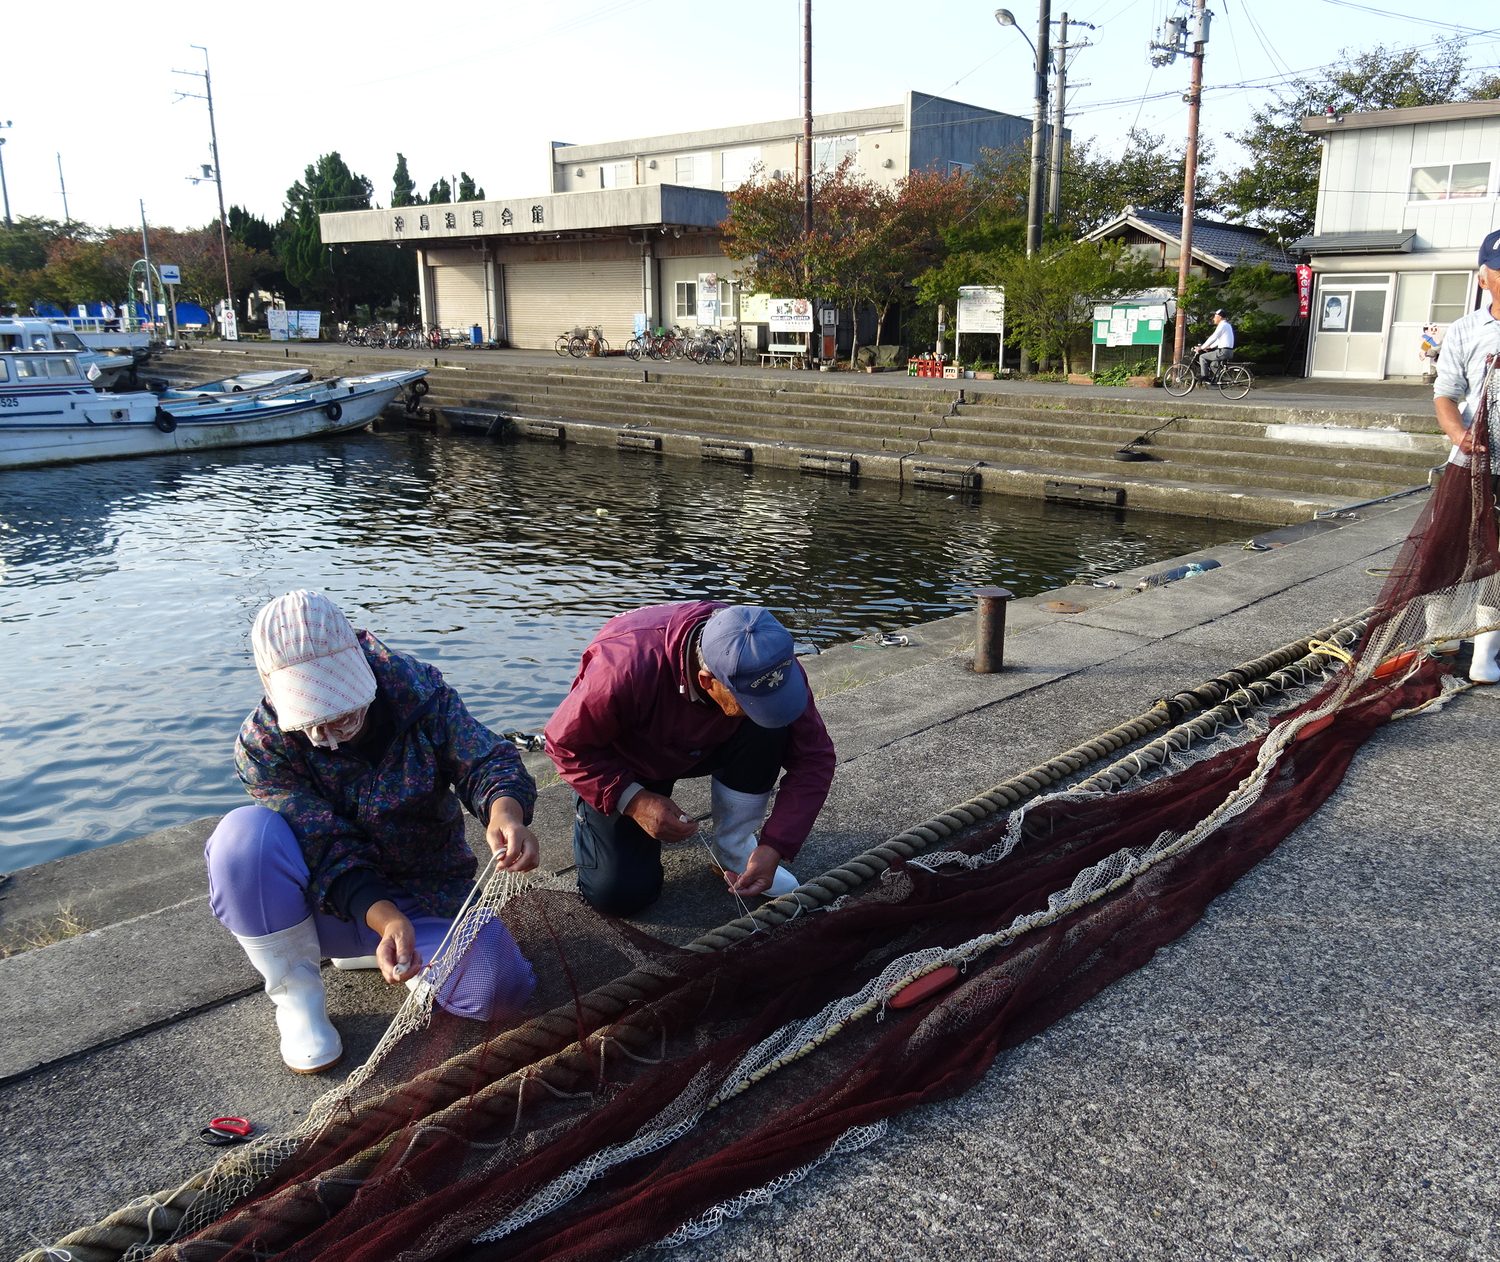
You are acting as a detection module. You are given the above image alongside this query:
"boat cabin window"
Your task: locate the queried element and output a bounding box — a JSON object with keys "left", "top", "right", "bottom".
{"left": 28, "top": 334, "right": 52, "bottom": 349}
{"left": 0, "top": 359, "right": 9, "bottom": 383}
{"left": 50, "top": 331, "right": 87, "bottom": 351}
{"left": 12, "top": 354, "right": 79, "bottom": 378}
{"left": 0, "top": 333, "right": 18, "bottom": 350}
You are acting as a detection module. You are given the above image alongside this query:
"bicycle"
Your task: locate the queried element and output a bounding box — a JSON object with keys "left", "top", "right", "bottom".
{"left": 1162, "top": 346, "right": 1253, "bottom": 401}
{"left": 568, "top": 325, "right": 609, "bottom": 358}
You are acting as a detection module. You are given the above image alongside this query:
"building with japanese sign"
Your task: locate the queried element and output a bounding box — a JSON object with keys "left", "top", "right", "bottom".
{"left": 318, "top": 92, "right": 1035, "bottom": 349}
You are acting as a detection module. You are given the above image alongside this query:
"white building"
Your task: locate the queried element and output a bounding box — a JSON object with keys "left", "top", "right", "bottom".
{"left": 319, "top": 93, "right": 1035, "bottom": 350}
{"left": 1295, "top": 99, "right": 1500, "bottom": 380}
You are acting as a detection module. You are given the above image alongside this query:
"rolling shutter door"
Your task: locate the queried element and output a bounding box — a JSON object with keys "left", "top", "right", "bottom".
{"left": 432, "top": 264, "right": 490, "bottom": 335}
{"left": 503, "top": 259, "right": 639, "bottom": 350}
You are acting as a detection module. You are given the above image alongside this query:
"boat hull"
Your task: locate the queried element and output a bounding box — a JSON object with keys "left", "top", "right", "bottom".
{"left": 0, "top": 380, "right": 406, "bottom": 469}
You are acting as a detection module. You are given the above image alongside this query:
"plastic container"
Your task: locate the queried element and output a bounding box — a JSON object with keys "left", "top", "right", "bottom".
{"left": 471, "top": 325, "right": 483, "bottom": 346}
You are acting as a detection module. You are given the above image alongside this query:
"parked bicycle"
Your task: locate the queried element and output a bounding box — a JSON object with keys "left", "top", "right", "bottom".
{"left": 1162, "top": 347, "right": 1254, "bottom": 401}
{"left": 556, "top": 325, "right": 609, "bottom": 357}
{"left": 569, "top": 325, "right": 609, "bottom": 357}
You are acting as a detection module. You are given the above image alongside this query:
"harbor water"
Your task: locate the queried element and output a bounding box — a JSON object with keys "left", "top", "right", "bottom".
{"left": 0, "top": 426, "right": 1258, "bottom": 870}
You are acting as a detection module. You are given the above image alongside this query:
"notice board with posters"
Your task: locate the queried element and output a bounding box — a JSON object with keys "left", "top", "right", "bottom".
{"left": 955, "top": 285, "right": 1005, "bottom": 365}
{"left": 268, "top": 309, "right": 323, "bottom": 341}
{"left": 1090, "top": 302, "right": 1168, "bottom": 374}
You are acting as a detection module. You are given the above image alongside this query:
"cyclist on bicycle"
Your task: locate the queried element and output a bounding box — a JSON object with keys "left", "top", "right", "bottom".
{"left": 1196, "top": 309, "right": 1235, "bottom": 381}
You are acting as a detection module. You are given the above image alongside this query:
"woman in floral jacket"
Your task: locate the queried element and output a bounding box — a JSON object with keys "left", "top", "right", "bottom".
{"left": 206, "top": 590, "right": 539, "bottom": 1073}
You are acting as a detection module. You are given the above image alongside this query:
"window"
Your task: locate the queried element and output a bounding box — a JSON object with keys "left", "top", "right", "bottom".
{"left": 0, "top": 358, "right": 8, "bottom": 382}
{"left": 813, "top": 134, "right": 857, "bottom": 172}
{"left": 673, "top": 153, "right": 711, "bottom": 187}
{"left": 1409, "top": 161, "right": 1490, "bottom": 201}
{"left": 1396, "top": 271, "right": 1473, "bottom": 325}
{"left": 674, "top": 282, "right": 697, "bottom": 320}
{"left": 600, "top": 162, "right": 633, "bottom": 189}
{"left": 946, "top": 160, "right": 974, "bottom": 176}
{"left": 721, "top": 147, "right": 762, "bottom": 190}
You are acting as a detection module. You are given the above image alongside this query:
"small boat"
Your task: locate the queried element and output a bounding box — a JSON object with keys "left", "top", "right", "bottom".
{"left": 150, "top": 368, "right": 313, "bottom": 399}
{"left": 0, "top": 318, "right": 139, "bottom": 389}
{"left": 0, "top": 350, "right": 428, "bottom": 469}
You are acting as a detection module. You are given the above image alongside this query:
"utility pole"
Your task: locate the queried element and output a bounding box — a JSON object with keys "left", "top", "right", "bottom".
{"left": 173, "top": 46, "right": 236, "bottom": 319}
{"left": 1025, "top": 2, "right": 1050, "bottom": 258}
{"left": 1048, "top": 14, "right": 1094, "bottom": 222}
{"left": 801, "top": 0, "right": 813, "bottom": 236}
{"left": 1150, "top": 1, "right": 1209, "bottom": 366}
{"left": 0, "top": 121, "right": 12, "bottom": 227}
{"left": 994, "top": 5, "right": 1049, "bottom": 374}
{"left": 56, "top": 153, "right": 70, "bottom": 224}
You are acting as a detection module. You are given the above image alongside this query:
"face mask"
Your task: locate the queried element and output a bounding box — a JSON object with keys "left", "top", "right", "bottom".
{"left": 303, "top": 705, "right": 369, "bottom": 751}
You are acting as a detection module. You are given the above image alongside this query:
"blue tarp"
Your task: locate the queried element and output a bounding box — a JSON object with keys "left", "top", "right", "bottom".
{"left": 174, "top": 301, "right": 212, "bottom": 328}
{"left": 33, "top": 301, "right": 68, "bottom": 317}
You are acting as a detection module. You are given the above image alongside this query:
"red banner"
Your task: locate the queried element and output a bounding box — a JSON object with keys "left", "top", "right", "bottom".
{"left": 1296, "top": 264, "right": 1313, "bottom": 319}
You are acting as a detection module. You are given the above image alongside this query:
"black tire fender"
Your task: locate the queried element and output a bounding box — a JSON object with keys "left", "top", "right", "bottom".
{"left": 153, "top": 408, "right": 178, "bottom": 434}
{"left": 325, "top": 402, "right": 343, "bottom": 422}
{"left": 411, "top": 378, "right": 430, "bottom": 396}
{"left": 231, "top": 384, "right": 245, "bottom": 392}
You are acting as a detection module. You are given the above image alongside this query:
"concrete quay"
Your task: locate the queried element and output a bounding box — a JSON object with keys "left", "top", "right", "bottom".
{"left": 151, "top": 344, "right": 1447, "bottom": 526}
{"left": 3, "top": 482, "right": 1496, "bottom": 1261}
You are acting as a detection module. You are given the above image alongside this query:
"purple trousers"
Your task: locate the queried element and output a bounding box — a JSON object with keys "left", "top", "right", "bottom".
{"left": 206, "top": 805, "right": 534, "bottom": 1021}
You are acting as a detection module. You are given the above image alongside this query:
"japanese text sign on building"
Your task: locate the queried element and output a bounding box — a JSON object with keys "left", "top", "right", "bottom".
{"left": 768, "top": 298, "right": 814, "bottom": 332}
{"left": 1092, "top": 303, "right": 1167, "bottom": 346}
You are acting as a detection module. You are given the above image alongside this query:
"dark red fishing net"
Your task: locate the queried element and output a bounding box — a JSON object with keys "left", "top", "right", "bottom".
{"left": 147, "top": 393, "right": 1493, "bottom": 1262}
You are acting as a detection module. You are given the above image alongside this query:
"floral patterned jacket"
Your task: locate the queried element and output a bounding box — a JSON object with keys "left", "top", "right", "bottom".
{"left": 235, "top": 631, "right": 535, "bottom": 919}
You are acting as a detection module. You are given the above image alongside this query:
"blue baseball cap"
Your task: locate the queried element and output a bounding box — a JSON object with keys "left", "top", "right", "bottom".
{"left": 700, "top": 606, "right": 808, "bottom": 729}
{"left": 1480, "top": 229, "right": 1500, "bottom": 270}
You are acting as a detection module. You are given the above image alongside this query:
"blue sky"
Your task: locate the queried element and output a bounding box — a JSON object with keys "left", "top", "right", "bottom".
{"left": 2, "top": 0, "right": 1493, "bottom": 231}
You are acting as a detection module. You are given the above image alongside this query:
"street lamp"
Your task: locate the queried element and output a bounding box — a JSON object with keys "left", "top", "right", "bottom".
{"left": 995, "top": 7, "right": 1049, "bottom": 258}
{"left": 0, "top": 121, "right": 13, "bottom": 227}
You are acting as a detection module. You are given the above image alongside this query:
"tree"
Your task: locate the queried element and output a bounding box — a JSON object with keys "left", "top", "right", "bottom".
{"left": 920, "top": 239, "right": 1162, "bottom": 372}
{"left": 456, "top": 171, "right": 484, "bottom": 202}
{"left": 1180, "top": 262, "right": 1294, "bottom": 365}
{"left": 854, "top": 169, "right": 974, "bottom": 356}
{"left": 1215, "top": 39, "right": 1500, "bottom": 244}
{"left": 968, "top": 130, "right": 1217, "bottom": 240}
{"left": 721, "top": 160, "right": 885, "bottom": 303}
{"left": 392, "top": 154, "right": 421, "bottom": 208}
{"left": 428, "top": 176, "right": 453, "bottom": 205}
{"left": 280, "top": 152, "right": 384, "bottom": 318}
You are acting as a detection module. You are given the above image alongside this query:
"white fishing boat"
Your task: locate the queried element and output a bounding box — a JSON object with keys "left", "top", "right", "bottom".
{"left": 0, "top": 318, "right": 138, "bottom": 388}
{"left": 0, "top": 351, "right": 428, "bottom": 469}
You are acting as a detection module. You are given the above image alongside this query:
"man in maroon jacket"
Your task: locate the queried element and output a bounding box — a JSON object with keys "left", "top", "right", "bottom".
{"left": 544, "top": 602, "right": 837, "bottom": 915}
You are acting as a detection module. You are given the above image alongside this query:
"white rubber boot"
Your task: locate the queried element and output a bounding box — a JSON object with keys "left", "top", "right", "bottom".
{"left": 234, "top": 917, "right": 343, "bottom": 1074}
{"left": 710, "top": 781, "right": 799, "bottom": 897}
{"left": 1471, "top": 606, "right": 1500, "bottom": 684}
{"left": 330, "top": 954, "right": 380, "bottom": 970}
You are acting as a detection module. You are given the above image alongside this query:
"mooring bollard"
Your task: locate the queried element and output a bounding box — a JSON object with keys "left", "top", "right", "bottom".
{"left": 973, "top": 586, "right": 1014, "bottom": 674}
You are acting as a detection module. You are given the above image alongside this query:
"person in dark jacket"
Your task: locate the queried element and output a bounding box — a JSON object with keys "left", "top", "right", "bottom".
{"left": 545, "top": 602, "right": 836, "bottom": 916}
{"left": 206, "top": 590, "right": 540, "bottom": 1073}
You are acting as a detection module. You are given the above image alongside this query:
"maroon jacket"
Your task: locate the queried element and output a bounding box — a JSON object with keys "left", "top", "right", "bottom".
{"left": 544, "top": 602, "right": 835, "bottom": 859}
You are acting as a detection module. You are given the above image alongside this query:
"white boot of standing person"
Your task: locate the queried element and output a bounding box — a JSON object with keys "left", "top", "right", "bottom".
{"left": 711, "top": 779, "right": 799, "bottom": 897}
{"left": 1471, "top": 606, "right": 1500, "bottom": 684}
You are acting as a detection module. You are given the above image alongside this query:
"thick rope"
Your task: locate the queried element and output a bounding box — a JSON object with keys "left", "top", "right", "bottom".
{"left": 17, "top": 611, "right": 1364, "bottom": 1262}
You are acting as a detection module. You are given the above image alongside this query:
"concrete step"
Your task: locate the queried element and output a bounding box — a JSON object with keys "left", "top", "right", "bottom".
{"left": 150, "top": 349, "right": 1432, "bottom": 521}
